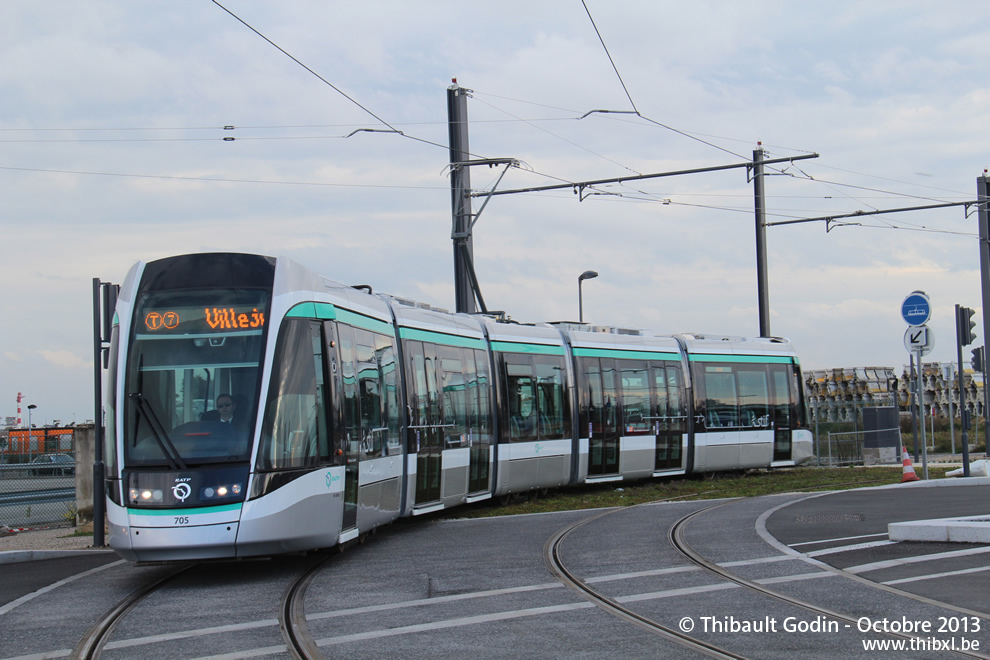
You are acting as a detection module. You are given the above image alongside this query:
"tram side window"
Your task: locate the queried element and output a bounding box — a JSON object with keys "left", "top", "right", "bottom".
{"left": 503, "top": 353, "right": 568, "bottom": 442}
{"left": 736, "top": 367, "right": 769, "bottom": 428}
{"left": 473, "top": 349, "right": 492, "bottom": 439}
{"left": 376, "top": 333, "right": 401, "bottom": 455}
{"left": 656, "top": 364, "right": 685, "bottom": 421}
{"left": 354, "top": 328, "right": 384, "bottom": 459}
{"left": 337, "top": 323, "right": 361, "bottom": 459}
{"left": 440, "top": 345, "right": 468, "bottom": 447}
{"left": 704, "top": 367, "right": 738, "bottom": 428}
{"left": 104, "top": 324, "right": 119, "bottom": 483}
{"left": 534, "top": 355, "right": 569, "bottom": 439}
{"left": 504, "top": 359, "right": 537, "bottom": 442}
{"left": 257, "top": 320, "right": 327, "bottom": 471}
{"left": 790, "top": 365, "right": 808, "bottom": 428}
{"left": 620, "top": 362, "right": 651, "bottom": 435}
{"left": 406, "top": 341, "right": 428, "bottom": 435}
{"left": 698, "top": 363, "right": 773, "bottom": 430}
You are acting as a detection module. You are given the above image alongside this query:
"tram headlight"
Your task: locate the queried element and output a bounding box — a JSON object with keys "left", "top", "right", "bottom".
{"left": 201, "top": 483, "right": 242, "bottom": 499}
{"left": 128, "top": 489, "right": 160, "bottom": 502}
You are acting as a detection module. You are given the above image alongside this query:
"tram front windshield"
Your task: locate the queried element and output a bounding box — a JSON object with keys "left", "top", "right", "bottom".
{"left": 123, "top": 288, "right": 270, "bottom": 467}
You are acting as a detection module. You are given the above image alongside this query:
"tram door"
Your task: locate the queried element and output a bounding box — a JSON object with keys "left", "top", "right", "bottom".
{"left": 654, "top": 364, "right": 686, "bottom": 470}
{"left": 407, "top": 341, "right": 443, "bottom": 504}
{"left": 587, "top": 358, "right": 620, "bottom": 476}
{"left": 329, "top": 321, "right": 358, "bottom": 531}
{"left": 770, "top": 365, "right": 793, "bottom": 462}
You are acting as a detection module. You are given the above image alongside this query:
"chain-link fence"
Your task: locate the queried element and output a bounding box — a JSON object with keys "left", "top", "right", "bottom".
{"left": 0, "top": 427, "right": 80, "bottom": 528}
{"left": 817, "top": 427, "right": 903, "bottom": 466}
{"left": 811, "top": 405, "right": 903, "bottom": 467}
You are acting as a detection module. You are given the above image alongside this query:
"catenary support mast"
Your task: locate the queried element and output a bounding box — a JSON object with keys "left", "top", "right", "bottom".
{"left": 448, "top": 82, "right": 476, "bottom": 314}
{"left": 753, "top": 146, "right": 770, "bottom": 337}
{"left": 977, "top": 173, "right": 990, "bottom": 448}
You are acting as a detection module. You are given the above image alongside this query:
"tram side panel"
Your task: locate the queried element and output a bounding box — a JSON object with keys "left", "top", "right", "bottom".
{"left": 490, "top": 337, "right": 573, "bottom": 498}
{"left": 686, "top": 345, "right": 811, "bottom": 472}
{"left": 333, "top": 318, "right": 404, "bottom": 533}
{"left": 570, "top": 340, "right": 690, "bottom": 484}
{"left": 237, "top": 315, "right": 345, "bottom": 556}
{"left": 398, "top": 323, "right": 494, "bottom": 514}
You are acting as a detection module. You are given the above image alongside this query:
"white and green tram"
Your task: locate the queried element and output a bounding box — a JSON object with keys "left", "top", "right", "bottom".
{"left": 105, "top": 252, "right": 813, "bottom": 561}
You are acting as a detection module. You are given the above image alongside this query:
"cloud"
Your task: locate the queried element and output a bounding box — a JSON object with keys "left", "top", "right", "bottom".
{"left": 37, "top": 350, "right": 90, "bottom": 369}
{"left": 3, "top": 1, "right": 989, "bottom": 421}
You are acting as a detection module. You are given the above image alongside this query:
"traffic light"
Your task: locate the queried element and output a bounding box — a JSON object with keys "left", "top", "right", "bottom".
{"left": 958, "top": 306, "right": 977, "bottom": 346}
{"left": 973, "top": 346, "right": 985, "bottom": 373}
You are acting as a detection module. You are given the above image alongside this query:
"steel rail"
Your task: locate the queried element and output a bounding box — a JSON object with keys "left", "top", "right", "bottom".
{"left": 69, "top": 564, "right": 194, "bottom": 660}
{"left": 279, "top": 551, "right": 336, "bottom": 660}
{"left": 670, "top": 500, "right": 990, "bottom": 660}
{"left": 544, "top": 503, "right": 748, "bottom": 660}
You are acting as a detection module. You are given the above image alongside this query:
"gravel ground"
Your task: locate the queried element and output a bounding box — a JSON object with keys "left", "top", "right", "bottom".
{"left": 0, "top": 524, "right": 105, "bottom": 553}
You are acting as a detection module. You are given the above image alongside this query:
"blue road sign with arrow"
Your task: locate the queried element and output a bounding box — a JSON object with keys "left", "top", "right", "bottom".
{"left": 902, "top": 291, "right": 931, "bottom": 326}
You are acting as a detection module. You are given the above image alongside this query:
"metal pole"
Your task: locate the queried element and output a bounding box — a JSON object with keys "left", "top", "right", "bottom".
{"left": 815, "top": 413, "right": 820, "bottom": 466}
{"left": 753, "top": 146, "right": 770, "bottom": 337}
{"left": 448, "top": 83, "right": 476, "bottom": 314}
{"left": 917, "top": 348, "right": 928, "bottom": 479}
{"left": 957, "top": 304, "right": 972, "bottom": 477}
{"left": 579, "top": 279, "right": 585, "bottom": 323}
{"left": 577, "top": 270, "right": 598, "bottom": 324}
{"left": 979, "top": 173, "right": 990, "bottom": 450}
{"left": 92, "top": 278, "right": 106, "bottom": 547}
{"left": 946, "top": 364, "right": 956, "bottom": 455}
{"left": 910, "top": 354, "right": 919, "bottom": 461}
{"left": 983, "top": 353, "right": 989, "bottom": 452}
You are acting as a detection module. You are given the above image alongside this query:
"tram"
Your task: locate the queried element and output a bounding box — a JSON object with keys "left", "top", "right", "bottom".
{"left": 105, "top": 252, "right": 813, "bottom": 561}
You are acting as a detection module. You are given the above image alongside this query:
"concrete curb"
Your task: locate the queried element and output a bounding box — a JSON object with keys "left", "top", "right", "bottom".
{"left": 0, "top": 549, "right": 113, "bottom": 565}
{"left": 889, "top": 515, "right": 990, "bottom": 543}
{"left": 878, "top": 476, "right": 990, "bottom": 543}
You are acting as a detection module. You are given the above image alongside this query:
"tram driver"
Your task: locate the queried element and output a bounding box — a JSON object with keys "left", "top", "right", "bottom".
{"left": 216, "top": 394, "right": 237, "bottom": 425}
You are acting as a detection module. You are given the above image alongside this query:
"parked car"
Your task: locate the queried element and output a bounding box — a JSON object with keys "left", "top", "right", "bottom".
{"left": 29, "top": 453, "right": 75, "bottom": 476}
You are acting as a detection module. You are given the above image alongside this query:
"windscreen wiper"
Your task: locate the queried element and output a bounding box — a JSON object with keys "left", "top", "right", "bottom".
{"left": 129, "top": 393, "right": 187, "bottom": 470}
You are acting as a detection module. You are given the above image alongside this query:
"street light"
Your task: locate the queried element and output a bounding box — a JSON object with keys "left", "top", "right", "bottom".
{"left": 578, "top": 270, "right": 599, "bottom": 324}
{"left": 27, "top": 404, "right": 37, "bottom": 457}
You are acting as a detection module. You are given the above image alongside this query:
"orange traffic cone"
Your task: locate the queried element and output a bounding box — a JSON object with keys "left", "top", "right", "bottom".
{"left": 901, "top": 446, "right": 920, "bottom": 483}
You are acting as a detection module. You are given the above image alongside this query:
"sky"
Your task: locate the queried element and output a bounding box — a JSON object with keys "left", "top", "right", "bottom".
{"left": 2, "top": 1, "right": 989, "bottom": 426}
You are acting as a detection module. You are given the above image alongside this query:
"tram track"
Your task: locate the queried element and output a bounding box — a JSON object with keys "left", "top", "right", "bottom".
{"left": 544, "top": 502, "right": 747, "bottom": 659}
{"left": 69, "top": 564, "right": 195, "bottom": 660}
{"left": 279, "top": 551, "right": 336, "bottom": 660}
{"left": 669, "top": 499, "right": 990, "bottom": 660}
{"left": 63, "top": 548, "right": 337, "bottom": 660}
{"left": 545, "top": 495, "right": 990, "bottom": 660}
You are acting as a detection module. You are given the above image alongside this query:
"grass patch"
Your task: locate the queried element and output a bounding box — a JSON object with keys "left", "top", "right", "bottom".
{"left": 62, "top": 530, "right": 94, "bottom": 538}
{"left": 448, "top": 466, "right": 950, "bottom": 519}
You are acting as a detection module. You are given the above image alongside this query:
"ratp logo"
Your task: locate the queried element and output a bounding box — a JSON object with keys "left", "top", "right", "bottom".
{"left": 172, "top": 483, "right": 192, "bottom": 502}
{"left": 534, "top": 443, "right": 544, "bottom": 454}
{"left": 325, "top": 472, "right": 341, "bottom": 489}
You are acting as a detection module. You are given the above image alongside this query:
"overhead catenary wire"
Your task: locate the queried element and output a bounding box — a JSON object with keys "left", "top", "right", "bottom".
{"left": 210, "top": 0, "right": 471, "bottom": 158}
{"left": 2, "top": 3, "right": 975, "bottom": 242}
{"left": 579, "top": 1, "right": 749, "bottom": 161}
{"left": 0, "top": 165, "right": 449, "bottom": 191}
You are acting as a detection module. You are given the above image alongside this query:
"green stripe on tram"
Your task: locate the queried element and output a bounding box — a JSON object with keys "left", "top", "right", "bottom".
{"left": 491, "top": 341, "right": 565, "bottom": 356}
{"left": 285, "top": 301, "right": 336, "bottom": 320}
{"left": 572, "top": 347, "right": 678, "bottom": 361}
{"left": 285, "top": 302, "right": 394, "bottom": 336}
{"left": 688, "top": 353, "right": 795, "bottom": 364}
{"left": 399, "top": 326, "right": 486, "bottom": 349}
{"left": 335, "top": 307, "right": 393, "bottom": 335}
{"left": 128, "top": 503, "right": 243, "bottom": 516}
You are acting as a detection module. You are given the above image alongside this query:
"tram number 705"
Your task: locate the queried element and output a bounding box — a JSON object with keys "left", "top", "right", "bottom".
{"left": 174, "top": 516, "right": 190, "bottom": 525}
